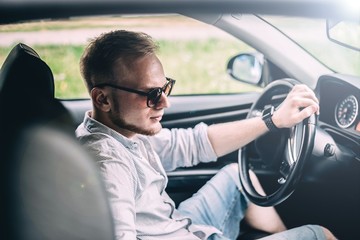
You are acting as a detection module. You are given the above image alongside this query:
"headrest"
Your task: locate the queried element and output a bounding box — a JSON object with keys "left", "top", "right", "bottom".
{"left": 0, "top": 43, "right": 74, "bottom": 134}
{"left": 0, "top": 43, "right": 54, "bottom": 99}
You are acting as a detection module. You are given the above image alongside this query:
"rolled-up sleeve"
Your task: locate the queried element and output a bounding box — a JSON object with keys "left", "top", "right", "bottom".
{"left": 148, "top": 122, "right": 217, "bottom": 171}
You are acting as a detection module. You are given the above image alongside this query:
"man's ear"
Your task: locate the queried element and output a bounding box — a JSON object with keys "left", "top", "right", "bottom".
{"left": 91, "top": 88, "right": 111, "bottom": 112}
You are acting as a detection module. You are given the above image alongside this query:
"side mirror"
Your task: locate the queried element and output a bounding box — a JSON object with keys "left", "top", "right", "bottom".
{"left": 226, "top": 53, "right": 264, "bottom": 85}
{"left": 326, "top": 19, "right": 360, "bottom": 51}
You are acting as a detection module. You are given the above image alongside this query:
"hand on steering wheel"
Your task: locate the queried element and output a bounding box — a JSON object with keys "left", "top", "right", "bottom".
{"left": 272, "top": 84, "right": 319, "bottom": 129}
{"left": 238, "top": 79, "right": 317, "bottom": 206}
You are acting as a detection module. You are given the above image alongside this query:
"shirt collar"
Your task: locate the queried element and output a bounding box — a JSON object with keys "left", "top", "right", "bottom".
{"left": 83, "top": 110, "right": 139, "bottom": 150}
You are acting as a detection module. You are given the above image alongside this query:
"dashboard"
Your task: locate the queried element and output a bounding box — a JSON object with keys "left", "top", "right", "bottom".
{"left": 334, "top": 94, "right": 358, "bottom": 130}
{"left": 318, "top": 74, "right": 360, "bottom": 135}
{"left": 316, "top": 74, "right": 360, "bottom": 160}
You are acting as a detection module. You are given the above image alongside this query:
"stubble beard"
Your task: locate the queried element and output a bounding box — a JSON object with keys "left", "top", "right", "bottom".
{"left": 109, "top": 111, "right": 161, "bottom": 136}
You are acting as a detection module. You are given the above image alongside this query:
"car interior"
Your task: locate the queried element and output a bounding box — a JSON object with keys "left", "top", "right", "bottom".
{"left": 1, "top": 1, "right": 359, "bottom": 240}
{"left": 0, "top": 42, "right": 271, "bottom": 240}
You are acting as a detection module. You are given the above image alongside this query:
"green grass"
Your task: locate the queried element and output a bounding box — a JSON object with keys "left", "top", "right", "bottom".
{"left": 157, "top": 39, "right": 259, "bottom": 95}
{"left": 0, "top": 44, "right": 88, "bottom": 98}
{"left": 1, "top": 15, "right": 358, "bottom": 99}
{"left": 1, "top": 37, "right": 359, "bottom": 99}
{"left": 37, "top": 45, "right": 89, "bottom": 98}
{"left": 0, "top": 15, "right": 206, "bottom": 32}
{"left": 0, "top": 39, "right": 260, "bottom": 99}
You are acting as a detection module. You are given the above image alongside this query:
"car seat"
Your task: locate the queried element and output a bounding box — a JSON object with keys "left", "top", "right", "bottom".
{"left": 0, "top": 43, "right": 115, "bottom": 240}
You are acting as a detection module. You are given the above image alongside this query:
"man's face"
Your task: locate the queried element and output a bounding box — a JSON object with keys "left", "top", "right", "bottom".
{"left": 107, "top": 54, "right": 171, "bottom": 138}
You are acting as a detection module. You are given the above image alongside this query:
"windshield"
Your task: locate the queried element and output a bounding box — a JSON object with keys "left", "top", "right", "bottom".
{"left": 263, "top": 16, "right": 360, "bottom": 77}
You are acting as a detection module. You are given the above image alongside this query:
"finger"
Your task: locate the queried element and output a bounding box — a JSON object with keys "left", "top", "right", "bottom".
{"left": 289, "top": 93, "right": 319, "bottom": 107}
{"left": 291, "top": 84, "right": 312, "bottom": 92}
{"left": 294, "top": 105, "right": 318, "bottom": 122}
{"left": 291, "top": 93, "right": 320, "bottom": 115}
{"left": 291, "top": 84, "right": 308, "bottom": 93}
{"left": 292, "top": 97, "right": 319, "bottom": 109}
{"left": 290, "top": 86, "right": 319, "bottom": 103}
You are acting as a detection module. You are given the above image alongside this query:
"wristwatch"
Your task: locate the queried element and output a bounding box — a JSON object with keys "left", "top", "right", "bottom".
{"left": 262, "top": 106, "right": 279, "bottom": 132}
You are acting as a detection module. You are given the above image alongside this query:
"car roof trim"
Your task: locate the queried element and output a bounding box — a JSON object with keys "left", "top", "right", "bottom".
{"left": 0, "top": 0, "right": 357, "bottom": 24}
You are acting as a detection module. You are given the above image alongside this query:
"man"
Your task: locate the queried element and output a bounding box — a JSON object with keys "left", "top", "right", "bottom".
{"left": 76, "top": 30, "right": 336, "bottom": 240}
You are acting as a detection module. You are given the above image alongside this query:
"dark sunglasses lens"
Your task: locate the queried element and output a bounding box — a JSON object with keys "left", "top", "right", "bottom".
{"left": 147, "top": 79, "right": 174, "bottom": 107}
{"left": 147, "top": 88, "right": 162, "bottom": 107}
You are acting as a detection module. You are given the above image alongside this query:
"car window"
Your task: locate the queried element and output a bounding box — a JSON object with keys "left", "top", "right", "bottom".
{"left": 0, "top": 14, "right": 261, "bottom": 99}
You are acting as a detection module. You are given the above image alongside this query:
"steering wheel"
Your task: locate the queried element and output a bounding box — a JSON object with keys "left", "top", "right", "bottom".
{"left": 238, "top": 79, "right": 317, "bottom": 207}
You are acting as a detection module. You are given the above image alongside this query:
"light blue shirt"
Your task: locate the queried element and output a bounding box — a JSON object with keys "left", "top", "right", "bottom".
{"left": 75, "top": 111, "right": 219, "bottom": 240}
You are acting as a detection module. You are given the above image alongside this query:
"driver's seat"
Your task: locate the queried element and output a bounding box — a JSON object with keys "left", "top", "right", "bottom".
{"left": 0, "top": 43, "right": 115, "bottom": 240}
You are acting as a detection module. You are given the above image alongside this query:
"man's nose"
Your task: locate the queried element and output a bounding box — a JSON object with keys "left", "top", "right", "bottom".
{"left": 155, "top": 92, "right": 171, "bottom": 109}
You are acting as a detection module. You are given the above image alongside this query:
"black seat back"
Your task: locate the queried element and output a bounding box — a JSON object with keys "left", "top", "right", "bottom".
{"left": 0, "top": 43, "right": 74, "bottom": 133}
{"left": 0, "top": 43, "right": 115, "bottom": 240}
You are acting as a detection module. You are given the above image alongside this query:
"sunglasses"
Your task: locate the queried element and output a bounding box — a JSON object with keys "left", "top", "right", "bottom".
{"left": 93, "top": 77, "right": 176, "bottom": 108}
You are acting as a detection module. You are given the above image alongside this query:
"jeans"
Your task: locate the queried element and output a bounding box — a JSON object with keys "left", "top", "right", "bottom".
{"left": 177, "top": 163, "right": 326, "bottom": 240}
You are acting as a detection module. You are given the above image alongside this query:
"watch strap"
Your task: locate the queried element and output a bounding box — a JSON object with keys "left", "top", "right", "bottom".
{"left": 263, "top": 115, "right": 279, "bottom": 132}
{"left": 262, "top": 106, "right": 279, "bottom": 132}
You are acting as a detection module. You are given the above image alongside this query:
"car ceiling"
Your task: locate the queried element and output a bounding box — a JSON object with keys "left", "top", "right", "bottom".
{"left": 0, "top": 0, "right": 357, "bottom": 24}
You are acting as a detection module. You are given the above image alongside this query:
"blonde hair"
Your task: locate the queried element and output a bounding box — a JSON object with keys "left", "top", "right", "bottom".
{"left": 80, "top": 30, "right": 158, "bottom": 92}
